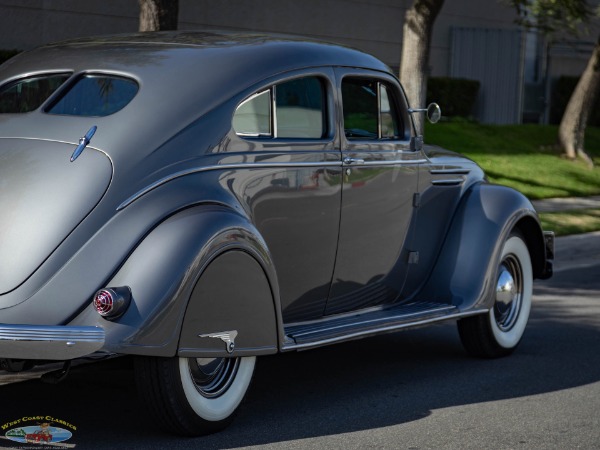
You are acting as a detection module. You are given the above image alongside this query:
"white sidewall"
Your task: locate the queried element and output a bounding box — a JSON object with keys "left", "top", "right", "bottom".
{"left": 179, "top": 356, "right": 256, "bottom": 422}
{"left": 489, "top": 236, "right": 533, "bottom": 349}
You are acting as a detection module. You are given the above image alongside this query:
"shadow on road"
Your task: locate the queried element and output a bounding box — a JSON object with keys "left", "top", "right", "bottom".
{"left": 0, "top": 267, "right": 598, "bottom": 449}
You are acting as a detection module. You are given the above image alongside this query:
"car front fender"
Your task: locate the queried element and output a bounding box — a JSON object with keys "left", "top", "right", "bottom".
{"left": 70, "top": 204, "right": 281, "bottom": 358}
{"left": 416, "top": 182, "right": 547, "bottom": 311}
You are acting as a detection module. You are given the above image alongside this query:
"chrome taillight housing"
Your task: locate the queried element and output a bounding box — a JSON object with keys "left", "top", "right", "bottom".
{"left": 92, "top": 287, "right": 131, "bottom": 320}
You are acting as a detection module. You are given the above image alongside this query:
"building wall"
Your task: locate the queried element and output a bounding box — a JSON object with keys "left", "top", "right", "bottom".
{"left": 0, "top": 1, "right": 138, "bottom": 50}
{"left": 0, "top": 0, "right": 520, "bottom": 76}
{"left": 0, "top": 0, "right": 597, "bottom": 123}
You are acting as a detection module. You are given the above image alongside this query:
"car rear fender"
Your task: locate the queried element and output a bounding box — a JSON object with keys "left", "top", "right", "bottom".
{"left": 70, "top": 204, "right": 281, "bottom": 357}
{"left": 416, "top": 182, "right": 547, "bottom": 311}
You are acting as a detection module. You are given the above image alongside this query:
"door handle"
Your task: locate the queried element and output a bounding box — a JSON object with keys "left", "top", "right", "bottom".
{"left": 343, "top": 157, "right": 365, "bottom": 165}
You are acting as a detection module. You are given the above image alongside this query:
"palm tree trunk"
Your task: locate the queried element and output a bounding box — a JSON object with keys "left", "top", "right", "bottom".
{"left": 558, "top": 35, "right": 600, "bottom": 167}
{"left": 399, "top": 0, "right": 444, "bottom": 134}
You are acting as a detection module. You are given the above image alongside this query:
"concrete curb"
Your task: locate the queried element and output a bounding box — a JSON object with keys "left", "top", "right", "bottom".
{"left": 532, "top": 195, "right": 600, "bottom": 213}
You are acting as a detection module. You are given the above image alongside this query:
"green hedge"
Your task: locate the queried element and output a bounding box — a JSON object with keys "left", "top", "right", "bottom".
{"left": 550, "top": 76, "right": 600, "bottom": 126}
{"left": 426, "top": 77, "right": 480, "bottom": 118}
{"left": 0, "top": 49, "right": 21, "bottom": 65}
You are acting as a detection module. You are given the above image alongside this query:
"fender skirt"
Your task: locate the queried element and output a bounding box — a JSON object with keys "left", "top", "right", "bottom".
{"left": 70, "top": 205, "right": 280, "bottom": 358}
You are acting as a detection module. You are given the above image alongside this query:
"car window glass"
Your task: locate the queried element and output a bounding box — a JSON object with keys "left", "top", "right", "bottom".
{"left": 342, "top": 78, "right": 378, "bottom": 139}
{"left": 47, "top": 74, "right": 138, "bottom": 117}
{"left": 233, "top": 90, "right": 271, "bottom": 136}
{"left": 380, "top": 84, "right": 400, "bottom": 139}
{"left": 275, "top": 77, "right": 325, "bottom": 138}
{"left": 0, "top": 73, "right": 70, "bottom": 113}
{"left": 342, "top": 77, "right": 403, "bottom": 140}
{"left": 233, "top": 76, "right": 326, "bottom": 139}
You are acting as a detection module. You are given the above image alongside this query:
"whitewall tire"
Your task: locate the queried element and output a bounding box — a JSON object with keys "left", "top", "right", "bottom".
{"left": 457, "top": 233, "right": 533, "bottom": 358}
{"left": 135, "top": 355, "right": 256, "bottom": 436}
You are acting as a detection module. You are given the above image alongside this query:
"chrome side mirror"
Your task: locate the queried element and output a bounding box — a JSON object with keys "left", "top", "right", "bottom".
{"left": 426, "top": 103, "right": 441, "bottom": 124}
{"left": 408, "top": 102, "right": 442, "bottom": 124}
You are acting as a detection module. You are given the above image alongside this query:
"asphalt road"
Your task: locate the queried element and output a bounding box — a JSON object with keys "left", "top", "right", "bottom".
{"left": 1, "top": 236, "right": 599, "bottom": 450}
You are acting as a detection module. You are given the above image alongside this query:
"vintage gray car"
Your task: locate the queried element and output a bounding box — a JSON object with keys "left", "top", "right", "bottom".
{"left": 0, "top": 31, "right": 553, "bottom": 435}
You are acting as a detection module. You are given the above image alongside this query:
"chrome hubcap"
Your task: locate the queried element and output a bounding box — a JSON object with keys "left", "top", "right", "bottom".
{"left": 494, "top": 254, "right": 522, "bottom": 331}
{"left": 188, "top": 357, "right": 240, "bottom": 398}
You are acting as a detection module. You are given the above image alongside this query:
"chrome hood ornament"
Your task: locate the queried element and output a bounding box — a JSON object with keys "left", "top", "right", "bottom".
{"left": 70, "top": 126, "right": 97, "bottom": 162}
{"left": 198, "top": 330, "right": 238, "bottom": 354}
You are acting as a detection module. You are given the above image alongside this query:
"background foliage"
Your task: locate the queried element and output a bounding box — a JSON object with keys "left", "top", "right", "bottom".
{"left": 426, "top": 77, "right": 480, "bottom": 118}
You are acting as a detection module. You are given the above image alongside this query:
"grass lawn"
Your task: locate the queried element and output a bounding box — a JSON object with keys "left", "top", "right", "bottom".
{"left": 424, "top": 122, "right": 600, "bottom": 235}
{"left": 538, "top": 209, "right": 600, "bottom": 236}
{"left": 425, "top": 122, "right": 600, "bottom": 200}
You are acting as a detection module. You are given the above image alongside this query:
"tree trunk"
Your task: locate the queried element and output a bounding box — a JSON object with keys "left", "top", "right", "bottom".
{"left": 399, "top": 0, "right": 444, "bottom": 134}
{"left": 138, "top": 0, "right": 179, "bottom": 32}
{"left": 558, "top": 35, "right": 600, "bottom": 167}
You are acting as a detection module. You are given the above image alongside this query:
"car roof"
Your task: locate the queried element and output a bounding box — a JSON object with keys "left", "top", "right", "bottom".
{"left": 1, "top": 30, "right": 392, "bottom": 84}
{"left": 0, "top": 31, "right": 396, "bottom": 160}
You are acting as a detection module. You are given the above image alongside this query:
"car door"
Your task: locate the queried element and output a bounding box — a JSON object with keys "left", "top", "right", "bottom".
{"left": 229, "top": 69, "right": 343, "bottom": 323}
{"left": 325, "top": 69, "right": 422, "bottom": 315}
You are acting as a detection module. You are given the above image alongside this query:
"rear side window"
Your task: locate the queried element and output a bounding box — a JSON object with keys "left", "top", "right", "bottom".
{"left": 47, "top": 74, "right": 138, "bottom": 117}
{"left": 0, "top": 73, "right": 70, "bottom": 113}
{"left": 233, "top": 76, "right": 326, "bottom": 139}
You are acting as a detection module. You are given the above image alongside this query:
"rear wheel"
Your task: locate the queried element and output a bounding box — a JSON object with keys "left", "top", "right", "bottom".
{"left": 457, "top": 233, "right": 533, "bottom": 358}
{"left": 135, "top": 355, "right": 255, "bottom": 436}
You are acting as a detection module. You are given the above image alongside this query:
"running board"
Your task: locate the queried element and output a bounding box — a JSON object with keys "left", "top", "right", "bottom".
{"left": 282, "top": 301, "right": 485, "bottom": 351}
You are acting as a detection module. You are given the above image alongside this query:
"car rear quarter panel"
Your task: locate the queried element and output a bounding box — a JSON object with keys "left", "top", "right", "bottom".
{"left": 70, "top": 205, "right": 281, "bottom": 357}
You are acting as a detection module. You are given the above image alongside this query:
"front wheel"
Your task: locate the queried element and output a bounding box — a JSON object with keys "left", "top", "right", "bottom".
{"left": 457, "top": 233, "right": 533, "bottom": 358}
{"left": 134, "top": 355, "right": 256, "bottom": 436}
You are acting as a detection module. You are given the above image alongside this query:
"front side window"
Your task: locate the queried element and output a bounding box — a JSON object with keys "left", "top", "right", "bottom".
{"left": 342, "top": 77, "right": 402, "bottom": 140}
{"left": 233, "top": 76, "right": 326, "bottom": 139}
{"left": 0, "top": 73, "right": 70, "bottom": 113}
{"left": 47, "top": 74, "right": 138, "bottom": 117}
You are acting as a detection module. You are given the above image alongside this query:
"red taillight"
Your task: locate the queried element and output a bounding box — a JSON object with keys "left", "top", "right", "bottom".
{"left": 93, "top": 290, "right": 114, "bottom": 316}
{"left": 92, "top": 287, "right": 131, "bottom": 320}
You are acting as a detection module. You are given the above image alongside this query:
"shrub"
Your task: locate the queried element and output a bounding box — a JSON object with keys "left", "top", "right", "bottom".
{"left": 426, "top": 77, "right": 480, "bottom": 118}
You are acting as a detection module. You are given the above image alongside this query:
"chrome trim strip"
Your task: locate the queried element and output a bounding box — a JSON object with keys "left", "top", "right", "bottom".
{"left": 292, "top": 304, "right": 455, "bottom": 338}
{"left": 431, "top": 179, "right": 465, "bottom": 186}
{"left": 0, "top": 324, "right": 105, "bottom": 360}
{"left": 118, "top": 161, "right": 341, "bottom": 210}
{"left": 118, "top": 158, "right": 426, "bottom": 210}
{"left": 282, "top": 309, "right": 487, "bottom": 351}
{"left": 353, "top": 159, "right": 427, "bottom": 167}
{"left": 430, "top": 168, "right": 471, "bottom": 175}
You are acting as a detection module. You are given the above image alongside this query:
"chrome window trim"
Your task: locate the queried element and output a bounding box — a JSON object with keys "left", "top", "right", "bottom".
{"left": 233, "top": 89, "right": 272, "bottom": 137}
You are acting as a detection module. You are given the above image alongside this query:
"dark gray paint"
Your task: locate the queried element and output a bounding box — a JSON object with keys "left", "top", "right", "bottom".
{"left": 0, "top": 139, "right": 111, "bottom": 295}
{"left": 0, "top": 31, "right": 551, "bottom": 362}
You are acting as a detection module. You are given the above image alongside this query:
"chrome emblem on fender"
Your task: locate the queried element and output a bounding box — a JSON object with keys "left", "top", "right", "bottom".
{"left": 198, "top": 330, "right": 238, "bottom": 353}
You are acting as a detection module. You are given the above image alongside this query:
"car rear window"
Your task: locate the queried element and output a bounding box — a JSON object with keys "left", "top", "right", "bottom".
{"left": 46, "top": 74, "right": 139, "bottom": 117}
{"left": 0, "top": 73, "right": 71, "bottom": 113}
